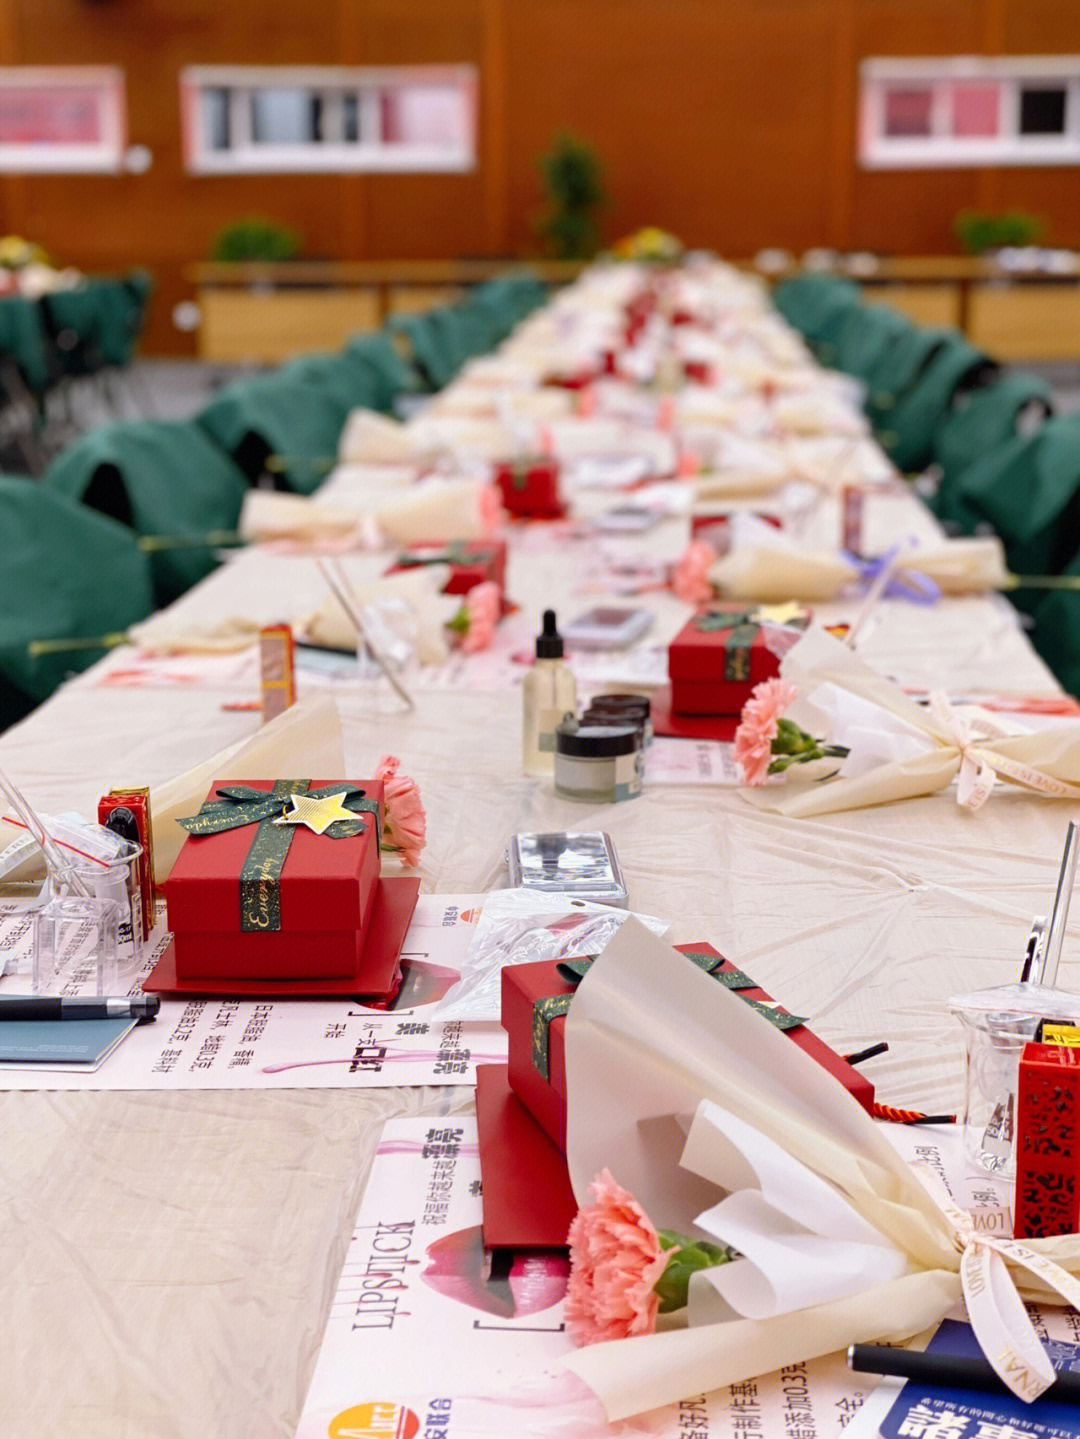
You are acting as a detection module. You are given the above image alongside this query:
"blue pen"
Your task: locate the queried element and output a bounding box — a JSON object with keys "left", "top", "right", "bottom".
{"left": 0, "top": 995, "right": 160, "bottom": 1021}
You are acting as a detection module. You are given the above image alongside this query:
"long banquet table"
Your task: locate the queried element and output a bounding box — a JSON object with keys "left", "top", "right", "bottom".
{"left": 1, "top": 267, "right": 1077, "bottom": 1439}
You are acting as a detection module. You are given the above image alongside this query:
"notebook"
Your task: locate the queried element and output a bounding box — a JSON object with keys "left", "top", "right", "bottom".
{"left": 879, "top": 1319, "right": 1080, "bottom": 1439}
{"left": 0, "top": 1016, "right": 140, "bottom": 1071}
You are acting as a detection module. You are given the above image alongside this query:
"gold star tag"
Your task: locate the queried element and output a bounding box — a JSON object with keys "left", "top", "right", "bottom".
{"left": 273, "top": 791, "right": 360, "bottom": 836}
{"left": 753, "top": 602, "right": 807, "bottom": 626}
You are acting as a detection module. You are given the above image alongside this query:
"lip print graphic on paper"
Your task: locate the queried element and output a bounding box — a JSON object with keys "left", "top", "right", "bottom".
{"left": 421, "top": 1226, "right": 569, "bottom": 1318}
{"left": 329, "top": 1402, "right": 420, "bottom": 1439}
{"left": 391, "top": 960, "right": 461, "bottom": 1009}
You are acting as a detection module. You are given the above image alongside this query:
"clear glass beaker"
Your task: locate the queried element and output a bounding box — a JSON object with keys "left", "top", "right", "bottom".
{"left": 32, "top": 836, "right": 142, "bottom": 995}
{"left": 948, "top": 983, "right": 1080, "bottom": 1177}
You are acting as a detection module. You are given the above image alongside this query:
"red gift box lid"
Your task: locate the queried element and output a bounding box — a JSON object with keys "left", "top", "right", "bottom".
{"left": 669, "top": 609, "right": 777, "bottom": 683}
{"left": 165, "top": 778, "right": 384, "bottom": 934}
{"left": 476, "top": 1064, "right": 577, "bottom": 1250}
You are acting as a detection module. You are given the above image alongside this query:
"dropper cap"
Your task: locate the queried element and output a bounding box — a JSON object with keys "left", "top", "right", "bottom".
{"left": 535, "top": 609, "right": 564, "bottom": 659}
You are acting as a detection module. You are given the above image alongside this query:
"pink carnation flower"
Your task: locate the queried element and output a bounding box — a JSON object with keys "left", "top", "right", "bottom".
{"left": 478, "top": 482, "right": 504, "bottom": 538}
{"left": 671, "top": 539, "right": 718, "bottom": 605}
{"left": 460, "top": 581, "right": 501, "bottom": 653}
{"left": 564, "top": 1170, "right": 674, "bottom": 1347}
{"left": 733, "top": 677, "right": 798, "bottom": 786}
{"left": 374, "top": 754, "right": 426, "bottom": 866}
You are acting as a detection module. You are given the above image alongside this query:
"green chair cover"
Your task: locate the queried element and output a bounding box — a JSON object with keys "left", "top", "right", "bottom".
{"left": 831, "top": 304, "right": 914, "bottom": 381}
{"left": 42, "top": 272, "right": 153, "bottom": 375}
{"left": 863, "top": 326, "right": 955, "bottom": 431}
{"left": 950, "top": 414, "right": 1080, "bottom": 590}
{"left": 43, "top": 418, "right": 249, "bottom": 605}
{"left": 0, "top": 475, "right": 154, "bottom": 728}
{"left": 471, "top": 272, "right": 546, "bottom": 337}
{"left": 931, "top": 372, "right": 1054, "bottom": 524}
{"left": 812, "top": 296, "right": 870, "bottom": 370}
{"left": 196, "top": 375, "right": 347, "bottom": 494}
{"left": 0, "top": 294, "right": 51, "bottom": 396}
{"left": 874, "top": 336, "right": 996, "bottom": 475}
{"left": 441, "top": 302, "right": 491, "bottom": 366}
{"left": 279, "top": 352, "right": 379, "bottom": 416}
{"left": 1030, "top": 551, "right": 1080, "bottom": 700}
{"left": 772, "top": 273, "right": 861, "bottom": 340}
{"left": 386, "top": 311, "right": 459, "bottom": 390}
{"left": 343, "top": 332, "right": 422, "bottom": 413}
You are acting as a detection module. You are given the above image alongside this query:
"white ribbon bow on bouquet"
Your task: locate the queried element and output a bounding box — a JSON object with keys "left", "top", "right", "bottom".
{"left": 914, "top": 1164, "right": 1080, "bottom": 1400}
{"left": 742, "top": 624, "right": 1080, "bottom": 818}
{"left": 924, "top": 691, "right": 1080, "bottom": 811}
{"left": 560, "top": 919, "right": 1080, "bottom": 1423}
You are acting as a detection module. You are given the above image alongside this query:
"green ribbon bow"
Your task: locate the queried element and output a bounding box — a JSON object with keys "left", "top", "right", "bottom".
{"left": 530, "top": 947, "right": 806, "bottom": 1079}
{"left": 692, "top": 608, "right": 810, "bottom": 682}
{"left": 692, "top": 609, "right": 766, "bottom": 682}
{"left": 396, "top": 543, "right": 493, "bottom": 569}
{"left": 176, "top": 781, "right": 380, "bottom": 933}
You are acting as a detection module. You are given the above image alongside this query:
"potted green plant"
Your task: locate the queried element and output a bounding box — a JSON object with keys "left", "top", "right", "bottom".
{"left": 210, "top": 216, "right": 303, "bottom": 263}
{"left": 537, "top": 133, "right": 605, "bottom": 260}
{"left": 954, "top": 210, "right": 1045, "bottom": 255}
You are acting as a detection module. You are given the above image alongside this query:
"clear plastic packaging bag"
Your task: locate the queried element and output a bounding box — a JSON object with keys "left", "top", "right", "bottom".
{"left": 436, "top": 888, "right": 670, "bottom": 1021}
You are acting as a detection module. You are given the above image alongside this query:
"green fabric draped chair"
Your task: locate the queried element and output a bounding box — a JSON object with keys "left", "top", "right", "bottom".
{"left": 931, "top": 372, "right": 1054, "bottom": 525}
{"left": 43, "top": 418, "right": 250, "bottom": 605}
{"left": 1030, "top": 551, "right": 1080, "bottom": 700}
{"left": 771, "top": 273, "right": 861, "bottom": 344}
{"left": 342, "top": 331, "right": 422, "bottom": 413}
{"left": 830, "top": 304, "right": 915, "bottom": 381}
{"left": 863, "top": 326, "right": 957, "bottom": 433}
{"left": 279, "top": 352, "right": 381, "bottom": 416}
{"left": 948, "top": 415, "right": 1080, "bottom": 607}
{"left": 42, "top": 271, "right": 154, "bottom": 377}
{"left": 471, "top": 272, "right": 546, "bottom": 336}
{"left": 0, "top": 293, "right": 51, "bottom": 399}
{"left": 0, "top": 475, "right": 154, "bottom": 729}
{"left": 873, "top": 336, "right": 997, "bottom": 475}
{"left": 386, "top": 310, "right": 462, "bottom": 391}
{"left": 196, "top": 374, "right": 348, "bottom": 494}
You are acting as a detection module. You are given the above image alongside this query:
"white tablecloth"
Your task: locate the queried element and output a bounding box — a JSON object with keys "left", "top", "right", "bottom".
{"left": 1, "top": 365, "right": 1075, "bottom": 1436}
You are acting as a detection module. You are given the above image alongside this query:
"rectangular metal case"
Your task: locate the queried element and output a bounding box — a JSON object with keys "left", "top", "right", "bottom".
{"left": 506, "top": 830, "right": 628, "bottom": 907}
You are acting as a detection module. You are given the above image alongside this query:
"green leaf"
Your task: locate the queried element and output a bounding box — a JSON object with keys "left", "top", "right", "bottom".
{"left": 652, "top": 1234, "right": 738, "bottom": 1314}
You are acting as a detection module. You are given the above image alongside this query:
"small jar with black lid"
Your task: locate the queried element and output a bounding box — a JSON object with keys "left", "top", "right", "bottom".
{"left": 581, "top": 692, "right": 653, "bottom": 747}
{"left": 553, "top": 718, "right": 644, "bottom": 804}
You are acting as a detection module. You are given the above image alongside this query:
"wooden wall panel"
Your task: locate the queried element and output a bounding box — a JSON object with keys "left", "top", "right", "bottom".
{"left": 355, "top": 0, "right": 488, "bottom": 260}
{"left": 502, "top": 0, "right": 837, "bottom": 257}
{"left": 0, "top": 0, "right": 1075, "bottom": 352}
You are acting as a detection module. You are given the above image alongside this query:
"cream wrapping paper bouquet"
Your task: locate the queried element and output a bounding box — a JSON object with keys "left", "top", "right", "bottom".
{"left": 560, "top": 919, "right": 1080, "bottom": 1422}
{"left": 708, "top": 521, "right": 1013, "bottom": 605}
{"left": 148, "top": 692, "right": 345, "bottom": 882}
{"left": 337, "top": 408, "right": 435, "bottom": 465}
{"left": 240, "top": 476, "right": 498, "bottom": 548}
{"left": 238, "top": 489, "right": 379, "bottom": 547}
{"left": 708, "top": 515, "right": 860, "bottom": 600}
{"left": 748, "top": 623, "right": 1080, "bottom": 816}
{"left": 300, "top": 562, "right": 460, "bottom": 666}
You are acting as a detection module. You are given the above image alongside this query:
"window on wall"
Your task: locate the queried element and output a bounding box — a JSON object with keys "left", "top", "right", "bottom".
{"left": 860, "top": 57, "right": 1080, "bottom": 167}
{"left": 0, "top": 67, "right": 126, "bottom": 172}
{"left": 180, "top": 67, "right": 477, "bottom": 174}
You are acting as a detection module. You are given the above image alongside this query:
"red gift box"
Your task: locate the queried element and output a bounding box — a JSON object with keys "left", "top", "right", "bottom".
{"left": 543, "top": 365, "right": 599, "bottom": 391}
{"left": 668, "top": 606, "right": 807, "bottom": 716}
{"left": 1014, "top": 1041, "right": 1080, "bottom": 1239}
{"left": 475, "top": 1064, "right": 577, "bottom": 1250}
{"left": 164, "top": 778, "right": 386, "bottom": 984}
{"left": 503, "top": 958, "right": 576, "bottom": 1153}
{"left": 503, "top": 941, "right": 873, "bottom": 1153}
{"left": 385, "top": 538, "right": 507, "bottom": 602}
{"left": 493, "top": 458, "right": 564, "bottom": 519}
